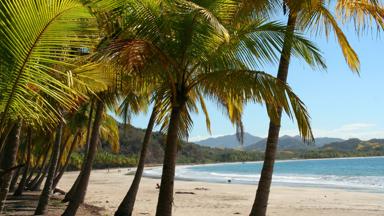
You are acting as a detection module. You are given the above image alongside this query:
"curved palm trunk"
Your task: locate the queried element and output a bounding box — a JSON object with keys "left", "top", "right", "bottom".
{"left": 27, "top": 142, "right": 51, "bottom": 190}
{"left": 55, "top": 135, "right": 71, "bottom": 176}
{"left": 115, "top": 108, "right": 156, "bottom": 216}
{"left": 14, "top": 129, "right": 32, "bottom": 196}
{"left": 249, "top": 12, "right": 297, "bottom": 216}
{"left": 155, "top": 102, "right": 185, "bottom": 216}
{"left": 52, "top": 131, "right": 79, "bottom": 190}
{"left": 34, "top": 122, "right": 63, "bottom": 215}
{"left": 29, "top": 166, "right": 48, "bottom": 191}
{"left": 0, "top": 121, "right": 22, "bottom": 212}
{"left": 25, "top": 148, "right": 45, "bottom": 188}
{"left": 0, "top": 124, "right": 15, "bottom": 155}
{"left": 9, "top": 166, "right": 21, "bottom": 192}
{"left": 62, "top": 174, "right": 80, "bottom": 203}
{"left": 62, "top": 100, "right": 104, "bottom": 216}
{"left": 63, "top": 101, "right": 94, "bottom": 203}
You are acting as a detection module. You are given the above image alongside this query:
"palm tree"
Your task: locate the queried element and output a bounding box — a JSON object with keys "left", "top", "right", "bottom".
{"left": 250, "top": 1, "right": 384, "bottom": 215}
{"left": 0, "top": 121, "right": 22, "bottom": 212}
{"left": 27, "top": 141, "right": 52, "bottom": 191}
{"left": 13, "top": 128, "right": 32, "bottom": 196}
{"left": 52, "top": 129, "right": 81, "bottom": 190}
{"left": 0, "top": 0, "right": 104, "bottom": 211}
{"left": 62, "top": 98, "right": 105, "bottom": 216}
{"left": 0, "top": 0, "right": 99, "bottom": 136}
{"left": 115, "top": 106, "right": 157, "bottom": 216}
{"left": 101, "top": 0, "right": 325, "bottom": 215}
{"left": 34, "top": 121, "right": 63, "bottom": 215}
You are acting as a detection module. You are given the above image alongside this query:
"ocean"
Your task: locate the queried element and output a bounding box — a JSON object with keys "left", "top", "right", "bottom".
{"left": 144, "top": 157, "right": 384, "bottom": 193}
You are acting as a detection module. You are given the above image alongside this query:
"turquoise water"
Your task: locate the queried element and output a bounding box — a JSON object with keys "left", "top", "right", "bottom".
{"left": 144, "top": 157, "right": 384, "bottom": 192}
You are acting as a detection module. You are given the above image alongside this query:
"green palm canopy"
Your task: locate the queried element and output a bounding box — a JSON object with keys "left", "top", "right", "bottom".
{"left": 100, "top": 0, "right": 326, "bottom": 142}
{"left": 0, "top": 0, "right": 100, "bottom": 129}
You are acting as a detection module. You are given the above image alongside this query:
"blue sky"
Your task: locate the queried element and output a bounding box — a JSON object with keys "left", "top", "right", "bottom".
{"left": 129, "top": 22, "right": 384, "bottom": 141}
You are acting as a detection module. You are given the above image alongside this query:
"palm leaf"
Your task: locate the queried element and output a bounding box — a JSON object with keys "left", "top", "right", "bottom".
{"left": 0, "top": 0, "right": 99, "bottom": 127}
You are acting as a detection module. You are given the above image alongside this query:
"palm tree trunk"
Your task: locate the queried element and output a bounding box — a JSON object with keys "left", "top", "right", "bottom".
{"left": 249, "top": 12, "right": 297, "bottom": 216}
{"left": 85, "top": 99, "right": 95, "bottom": 153}
{"left": 62, "top": 100, "right": 104, "bottom": 216}
{"left": 115, "top": 108, "right": 156, "bottom": 216}
{"left": 25, "top": 148, "right": 45, "bottom": 188}
{"left": 29, "top": 165, "right": 48, "bottom": 191}
{"left": 34, "top": 122, "right": 63, "bottom": 215}
{"left": 0, "top": 123, "right": 15, "bottom": 155}
{"left": 0, "top": 121, "right": 22, "bottom": 212}
{"left": 9, "top": 166, "right": 21, "bottom": 193}
{"left": 55, "top": 135, "right": 71, "bottom": 176}
{"left": 52, "top": 130, "right": 79, "bottom": 190}
{"left": 62, "top": 101, "right": 94, "bottom": 203}
{"left": 27, "top": 142, "right": 51, "bottom": 190}
{"left": 155, "top": 102, "right": 184, "bottom": 216}
{"left": 14, "top": 129, "right": 32, "bottom": 196}
{"left": 62, "top": 174, "right": 80, "bottom": 203}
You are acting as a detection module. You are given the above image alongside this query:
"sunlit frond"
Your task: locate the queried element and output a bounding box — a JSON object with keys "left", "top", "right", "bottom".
{"left": 199, "top": 70, "right": 314, "bottom": 141}
{"left": 0, "top": 0, "right": 99, "bottom": 127}
{"left": 298, "top": 1, "right": 360, "bottom": 72}
{"left": 336, "top": 0, "right": 384, "bottom": 32}
{"left": 99, "top": 113, "right": 120, "bottom": 153}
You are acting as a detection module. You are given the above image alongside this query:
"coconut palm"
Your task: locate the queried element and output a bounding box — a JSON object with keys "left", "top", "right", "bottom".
{"left": 62, "top": 76, "right": 151, "bottom": 216}
{"left": 0, "top": 0, "right": 99, "bottom": 137}
{"left": 115, "top": 105, "right": 156, "bottom": 216}
{"left": 100, "top": 0, "right": 327, "bottom": 215}
{"left": 250, "top": 1, "right": 384, "bottom": 215}
{"left": 13, "top": 128, "right": 32, "bottom": 196}
{"left": 61, "top": 97, "right": 105, "bottom": 216}
{"left": 0, "top": 0, "right": 111, "bottom": 212}
{"left": 0, "top": 121, "right": 22, "bottom": 212}
{"left": 35, "top": 120, "right": 63, "bottom": 215}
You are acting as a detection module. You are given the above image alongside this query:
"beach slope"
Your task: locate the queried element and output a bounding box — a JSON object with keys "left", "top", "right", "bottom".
{"left": 58, "top": 169, "right": 384, "bottom": 216}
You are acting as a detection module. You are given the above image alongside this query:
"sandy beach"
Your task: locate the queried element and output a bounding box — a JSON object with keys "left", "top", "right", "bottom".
{"left": 58, "top": 168, "right": 384, "bottom": 216}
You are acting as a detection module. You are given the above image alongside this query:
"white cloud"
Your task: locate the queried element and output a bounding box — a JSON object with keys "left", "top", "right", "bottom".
{"left": 336, "top": 123, "right": 375, "bottom": 132}
{"left": 281, "top": 123, "right": 384, "bottom": 140}
{"left": 188, "top": 134, "right": 230, "bottom": 142}
{"left": 188, "top": 135, "right": 211, "bottom": 142}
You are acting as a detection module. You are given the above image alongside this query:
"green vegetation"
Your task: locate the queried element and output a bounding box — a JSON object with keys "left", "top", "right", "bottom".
{"left": 69, "top": 152, "right": 138, "bottom": 170}
{"left": 66, "top": 125, "right": 384, "bottom": 170}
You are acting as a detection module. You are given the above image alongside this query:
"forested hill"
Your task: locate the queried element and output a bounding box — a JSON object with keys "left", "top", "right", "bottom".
{"left": 70, "top": 124, "right": 384, "bottom": 169}
{"left": 100, "top": 124, "right": 267, "bottom": 164}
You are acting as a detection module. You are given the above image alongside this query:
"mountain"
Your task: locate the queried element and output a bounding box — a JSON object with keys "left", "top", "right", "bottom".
{"left": 195, "top": 133, "right": 263, "bottom": 149}
{"left": 245, "top": 136, "right": 345, "bottom": 151}
{"left": 321, "top": 138, "right": 384, "bottom": 152}
{"left": 85, "top": 124, "right": 383, "bottom": 170}
{"left": 100, "top": 125, "right": 265, "bottom": 165}
{"left": 314, "top": 137, "right": 345, "bottom": 147}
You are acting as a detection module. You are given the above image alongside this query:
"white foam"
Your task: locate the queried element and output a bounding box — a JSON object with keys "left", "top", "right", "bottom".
{"left": 143, "top": 164, "right": 384, "bottom": 192}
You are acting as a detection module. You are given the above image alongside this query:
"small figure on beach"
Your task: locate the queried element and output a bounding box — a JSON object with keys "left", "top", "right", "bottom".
{"left": 227, "top": 179, "right": 232, "bottom": 183}
{"left": 156, "top": 183, "right": 160, "bottom": 189}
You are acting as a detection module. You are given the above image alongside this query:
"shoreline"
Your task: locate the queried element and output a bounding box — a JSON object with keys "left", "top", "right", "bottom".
{"left": 143, "top": 157, "right": 384, "bottom": 194}
{"left": 179, "top": 155, "right": 384, "bottom": 167}
{"left": 59, "top": 168, "right": 384, "bottom": 216}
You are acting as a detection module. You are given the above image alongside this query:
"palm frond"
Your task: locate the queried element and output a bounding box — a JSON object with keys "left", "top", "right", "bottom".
{"left": 336, "top": 0, "right": 384, "bottom": 32}
{"left": 199, "top": 70, "right": 314, "bottom": 141}
{"left": 298, "top": 1, "right": 360, "bottom": 72}
{"left": 0, "top": 0, "right": 99, "bottom": 127}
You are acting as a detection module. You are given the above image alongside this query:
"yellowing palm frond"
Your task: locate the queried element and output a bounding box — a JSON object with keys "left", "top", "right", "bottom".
{"left": 336, "top": 0, "right": 384, "bottom": 32}
{"left": 299, "top": 1, "right": 360, "bottom": 72}
{"left": 199, "top": 70, "right": 313, "bottom": 142}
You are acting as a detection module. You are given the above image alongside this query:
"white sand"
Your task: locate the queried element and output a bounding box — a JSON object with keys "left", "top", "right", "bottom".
{"left": 58, "top": 168, "right": 384, "bottom": 216}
